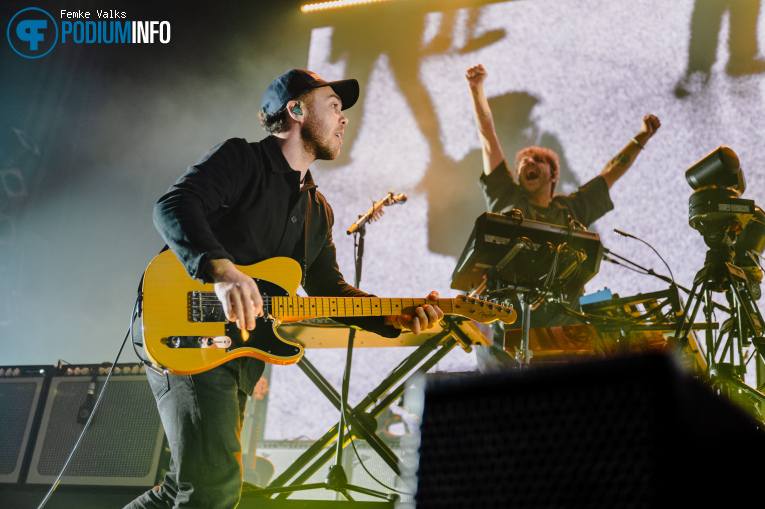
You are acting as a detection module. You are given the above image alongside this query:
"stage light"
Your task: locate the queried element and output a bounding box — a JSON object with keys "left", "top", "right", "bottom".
{"left": 301, "top": 0, "right": 400, "bottom": 13}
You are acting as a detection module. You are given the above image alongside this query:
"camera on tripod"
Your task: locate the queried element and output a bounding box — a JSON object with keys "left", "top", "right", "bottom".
{"left": 686, "top": 146, "right": 764, "bottom": 296}
{"left": 675, "top": 147, "right": 765, "bottom": 412}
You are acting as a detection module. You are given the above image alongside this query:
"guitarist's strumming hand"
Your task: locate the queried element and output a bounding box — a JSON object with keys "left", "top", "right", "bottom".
{"left": 385, "top": 291, "right": 445, "bottom": 335}
{"left": 207, "top": 258, "right": 264, "bottom": 330}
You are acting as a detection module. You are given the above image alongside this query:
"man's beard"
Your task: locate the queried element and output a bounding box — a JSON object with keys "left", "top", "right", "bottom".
{"left": 301, "top": 115, "right": 338, "bottom": 161}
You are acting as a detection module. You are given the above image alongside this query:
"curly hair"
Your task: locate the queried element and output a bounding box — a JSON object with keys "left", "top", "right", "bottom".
{"left": 258, "top": 90, "right": 314, "bottom": 134}
{"left": 514, "top": 146, "right": 561, "bottom": 197}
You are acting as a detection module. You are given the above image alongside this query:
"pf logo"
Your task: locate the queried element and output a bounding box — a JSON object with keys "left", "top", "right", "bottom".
{"left": 7, "top": 7, "right": 58, "bottom": 59}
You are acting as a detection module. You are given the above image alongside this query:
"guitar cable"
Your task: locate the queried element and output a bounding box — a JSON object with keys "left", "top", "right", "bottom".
{"left": 129, "top": 275, "right": 168, "bottom": 377}
{"left": 342, "top": 362, "right": 419, "bottom": 497}
{"left": 35, "top": 296, "right": 139, "bottom": 509}
{"left": 347, "top": 432, "right": 414, "bottom": 497}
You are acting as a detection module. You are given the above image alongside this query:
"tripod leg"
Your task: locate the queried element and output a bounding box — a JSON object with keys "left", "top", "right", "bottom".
{"left": 713, "top": 323, "right": 728, "bottom": 360}
{"left": 735, "top": 298, "right": 746, "bottom": 372}
{"left": 715, "top": 328, "right": 734, "bottom": 365}
{"left": 726, "top": 270, "right": 763, "bottom": 339}
{"left": 704, "top": 287, "right": 717, "bottom": 368}
{"left": 725, "top": 270, "right": 764, "bottom": 376}
{"left": 672, "top": 279, "right": 707, "bottom": 352}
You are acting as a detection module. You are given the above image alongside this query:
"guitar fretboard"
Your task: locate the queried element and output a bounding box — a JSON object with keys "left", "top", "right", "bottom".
{"left": 190, "top": 292, "right": 513, "bottom": 324}
{"left": 270, "top": 297, "right": 454, "bottom": 318}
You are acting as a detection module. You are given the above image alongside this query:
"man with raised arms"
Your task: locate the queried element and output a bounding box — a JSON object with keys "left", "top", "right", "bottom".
{"left": 464, "top": 63, "right": 661, "bottom": 369}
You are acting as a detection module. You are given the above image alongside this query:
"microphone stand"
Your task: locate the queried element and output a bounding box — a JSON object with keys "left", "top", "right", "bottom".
{"left": 604, "top": 248, "right": 730, "bottom": 314}
{"left": 324, "top": 194, "right": 402, "bottom": 501}
{"left": 249, "top": 193, "right": 405, "bottom": 502}
{"left": 252, "top": 194, "right": 407, "bottom": 502}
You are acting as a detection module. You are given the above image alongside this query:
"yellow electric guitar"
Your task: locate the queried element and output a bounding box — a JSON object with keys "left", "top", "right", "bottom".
{"left": 141, "top": 250, "right": 516, "bottom": 375}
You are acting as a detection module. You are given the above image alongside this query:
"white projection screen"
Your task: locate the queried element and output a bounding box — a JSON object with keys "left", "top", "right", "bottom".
{"left": 268, "top": 0, "right": 765, "bottom": 439}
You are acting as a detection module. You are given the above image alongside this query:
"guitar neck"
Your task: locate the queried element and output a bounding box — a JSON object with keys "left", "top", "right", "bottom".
{"left": 270, "top": 297, "right": 454, "bottom": 319}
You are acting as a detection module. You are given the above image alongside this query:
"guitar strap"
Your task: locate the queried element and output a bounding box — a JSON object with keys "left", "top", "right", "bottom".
{"left": 301, "top": 189, "right": 311, "bottom": 288}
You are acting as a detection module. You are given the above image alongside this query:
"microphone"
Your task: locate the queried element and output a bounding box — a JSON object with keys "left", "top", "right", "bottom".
{"left": 613, "top": 229, "right": 636, "bottom": 239}
{"left": 77, "top": 370, "right": 99, "bottom": 425}
{"left": 385, "top": 193, "right": 407, "bottom": 205}
{"left": 347, "top": 191, "right": 407, "bottom": 235}
{"left": 612, "top": 229, "right": 675, "bottom": 283}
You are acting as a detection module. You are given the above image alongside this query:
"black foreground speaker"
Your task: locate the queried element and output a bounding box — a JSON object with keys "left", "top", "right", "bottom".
{"left": 26, "top": 367, "right": 165, "bottom": 487}
{"left": 416, "top": 354, "right": 765, "bottom": 508}
{"left": 0, "top": 366, "right": 53, "bottom": 484}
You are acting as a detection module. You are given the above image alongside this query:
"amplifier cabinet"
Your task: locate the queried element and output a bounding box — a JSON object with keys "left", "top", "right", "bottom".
{"left": 26, "top": 371, "right": 165, "bottom": 487}
{"left": 0, "top": 366, "right": 52, "bottom": 484}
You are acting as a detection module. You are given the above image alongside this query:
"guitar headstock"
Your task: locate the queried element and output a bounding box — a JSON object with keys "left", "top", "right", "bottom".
{"left": 453, "top": 295, "right": 517, "bottom": 324}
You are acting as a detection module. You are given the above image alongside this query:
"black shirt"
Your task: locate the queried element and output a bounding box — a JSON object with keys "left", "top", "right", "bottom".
{"left": 153, "top": 135, "right": 398, "bottom": 338}
{"left": 479, "top": 159, "right": 614, "bottom": 227}
{"left": 477, "top": 159, "right": 614, "bottom": 328}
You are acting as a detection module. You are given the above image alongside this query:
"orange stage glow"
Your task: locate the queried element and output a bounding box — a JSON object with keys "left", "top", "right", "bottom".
{"left": 301, "top": 0, "right": 401, "bottom": 13}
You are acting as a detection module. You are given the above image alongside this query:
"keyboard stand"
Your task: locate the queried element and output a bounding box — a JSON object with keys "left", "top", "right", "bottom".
{"left": 247, "top": 316, "right": 486, "bottom": 500}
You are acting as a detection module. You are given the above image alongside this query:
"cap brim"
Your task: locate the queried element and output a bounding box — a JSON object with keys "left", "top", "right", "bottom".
{"left": 324, "top": 79, "right": 360, "bottom": 111}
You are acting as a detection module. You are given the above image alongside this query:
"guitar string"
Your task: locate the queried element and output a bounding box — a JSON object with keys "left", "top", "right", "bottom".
{"left": 191, "top": 295, "right": 511, "bottom": 320}
{"left": 193, "top": 296, "right": 439, "bottom": 315}
{"left": 193, "top": 295, "right": 505, "bottom": 310}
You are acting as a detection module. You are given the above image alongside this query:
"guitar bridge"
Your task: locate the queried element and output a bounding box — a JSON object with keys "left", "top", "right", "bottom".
{"left": 189, "top": 292, "right": 227, "bottom": 322}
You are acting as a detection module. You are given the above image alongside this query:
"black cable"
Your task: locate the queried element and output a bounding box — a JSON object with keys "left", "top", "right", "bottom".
{"left": 615, "top": 262, "right": 651, "bottom": 276}
{"left": 551, "top": 245, "right": 585, "bottom": 290}
{"left": 613, "top": 229, "right": 675, "bottom": 284}
{"left": 347, "top": 433, "right": 413, "bottom": 496}
{"left": 36, "top": 297, "right": 138, "bottom": 509}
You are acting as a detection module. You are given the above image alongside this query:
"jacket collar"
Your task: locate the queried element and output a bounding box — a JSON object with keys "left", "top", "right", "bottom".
{"left": 262, "top": 135, "right": 293, "bottom": 174}
{"left": 262, "top": 135, "right": 319, "bottom": 193}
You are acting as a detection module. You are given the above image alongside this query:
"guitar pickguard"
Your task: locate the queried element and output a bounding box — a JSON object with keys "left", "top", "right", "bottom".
{"left": 223, "top": 278, "right": 303, "bottom": 359}
{"left": 181, "top": 278, "right": 303, "bottom": 357}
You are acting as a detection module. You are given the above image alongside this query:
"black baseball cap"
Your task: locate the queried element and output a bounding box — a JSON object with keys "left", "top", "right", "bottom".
{"left": 260, "top": 69, "right": 360, "bottom": 116}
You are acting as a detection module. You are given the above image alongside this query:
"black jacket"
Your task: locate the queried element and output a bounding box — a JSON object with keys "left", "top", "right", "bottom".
{"left": 154, "top": 135, "right": 398, "bottom": 338}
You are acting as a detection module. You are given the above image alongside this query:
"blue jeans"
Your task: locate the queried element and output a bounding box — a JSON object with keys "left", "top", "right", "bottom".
{"left": 125, "top": 358, "right": 265, "bottom": 509}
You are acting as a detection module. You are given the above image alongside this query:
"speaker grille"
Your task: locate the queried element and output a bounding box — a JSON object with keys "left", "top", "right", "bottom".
{"left": 418, "top": 367, "right": 659, "bottom": 507}
{"left": 28, "top": 375, "right": 164, "bottom": 486}
{"left": 0, "top": 378, "right": 43, "bottom": 483}
{"left": 415, "top": 354, "right": 765, "bottom": 508}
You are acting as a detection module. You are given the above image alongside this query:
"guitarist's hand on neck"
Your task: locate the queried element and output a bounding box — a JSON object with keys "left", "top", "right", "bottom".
{"left": 207, "top": 258, "right": 264, "bottom": 330}
{"left": 385, "top": 291, "right": 444, "bottom": 335}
